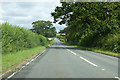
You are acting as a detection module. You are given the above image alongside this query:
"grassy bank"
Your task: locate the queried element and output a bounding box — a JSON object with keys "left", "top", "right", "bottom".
{"left": 57, "top": 34, "right": 119, "bottom": 57}
{"left": 65, "top": 42, "right": 119, "bottom": 58}
{"left": 2, "top": 46, "right": 45, "bottom": 73}
{"left": 2, "top": 38, "right": 54, "bottom": 73}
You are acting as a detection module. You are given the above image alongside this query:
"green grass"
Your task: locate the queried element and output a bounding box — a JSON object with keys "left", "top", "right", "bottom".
{"left": 2, "top": 46, "right": 46, "bottom": 73}
{"left": 2, "top": 38, "right": 55, "bottom": 73}
{"left": 65, "top": 42, "right": 119, "bottom": 58}
{"left": 78, "top": 46, "right": 119, "bottom": 57}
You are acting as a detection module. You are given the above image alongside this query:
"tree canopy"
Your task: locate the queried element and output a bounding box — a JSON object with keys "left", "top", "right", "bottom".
{"left": 51, "top": 2, "right": 120, "bottom": 53}
{"left": 31, "top": 20, "right": 57, "bottom": 37}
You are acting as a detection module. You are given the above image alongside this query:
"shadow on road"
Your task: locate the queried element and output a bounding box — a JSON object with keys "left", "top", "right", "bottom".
{"left": 48, "top": 46, "right": 84, "bottom": 50}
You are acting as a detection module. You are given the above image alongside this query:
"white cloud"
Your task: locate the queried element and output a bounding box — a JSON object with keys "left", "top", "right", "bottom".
{"left": 0, "top": 1, "right": 65, "bottom": 32}
{"left": 0, "top": 0, "right": 61, "bottom": 3}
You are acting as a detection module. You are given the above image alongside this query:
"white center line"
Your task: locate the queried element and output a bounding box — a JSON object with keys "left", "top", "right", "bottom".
{"left": 66, "top": 49, "right": 98, "bottom": 67}
{"left": 66, "top": 49, "right": 77, "bottom": 55}
{"left": 31, "top": 59, "right": 34, "bottom": 62}
{"left": 22, "top": 66, "right": 25, "bottom": 69}
{"left": 102, "top": 69, "right": 105, "bottom": 71}
{"left": 79, "top": 56, "right": 98, "bottom": 67}
{"left": 6, "top": 50, "right": 46, "bottom": 79}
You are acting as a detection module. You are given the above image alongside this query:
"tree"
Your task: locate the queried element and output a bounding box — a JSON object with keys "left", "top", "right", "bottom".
{"left": 51, "top": 2, "right": 120, "bottom": 44}
{"left": 31, "top": 20, "right": 57, "bottom": 37}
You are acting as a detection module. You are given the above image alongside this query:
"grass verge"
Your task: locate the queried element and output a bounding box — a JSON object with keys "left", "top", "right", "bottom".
{"left": 2, "top": 46, "right": 45, "bottom": 73}
{"left": 2, "top": 38, "right": 55, "bottom": 73}
{"left": 65, "top": 42, "right": 119, "bottom": 58}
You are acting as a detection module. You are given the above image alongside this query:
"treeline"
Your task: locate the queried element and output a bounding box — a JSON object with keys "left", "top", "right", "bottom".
{"left": 2, "top": 22, "right": 48, "bottom": 54}
{"left": 52, "top": 2, "right": 120, "bottom": 53}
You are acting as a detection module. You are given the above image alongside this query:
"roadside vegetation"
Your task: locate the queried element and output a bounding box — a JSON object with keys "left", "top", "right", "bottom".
{"left": 2, "top": 22, "right": 48, "bottom": 54}
{"left": 2, "top": 22, "right": 55, "bottom": 73}
{"left": 31, "top": 20, "right": 57, "bottom": 38}
{"left": 57, "top": 35, "right": 66, "bottom": 42}
{"left": 2, "top": 46, "right": 45, "bottom": 72}
{"left": 52, "top": 2, "right": 120, "bottom": 57}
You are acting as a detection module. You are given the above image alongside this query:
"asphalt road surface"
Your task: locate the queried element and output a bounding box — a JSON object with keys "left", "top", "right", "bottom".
{"left": 11, "top": 38, "right": 119, "bottom": 78}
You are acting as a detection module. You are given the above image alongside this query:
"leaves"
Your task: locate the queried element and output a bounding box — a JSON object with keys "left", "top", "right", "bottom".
{"left": 51, "top": 2, "right": 120, "bottom": 53}
{"left": 31, "top": 20, "right": 57, "bottom": 37}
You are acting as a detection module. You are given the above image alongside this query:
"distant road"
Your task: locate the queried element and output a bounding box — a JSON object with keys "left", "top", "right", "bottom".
{"left": 11, "top": 38, "right": 118, "bottom": 78}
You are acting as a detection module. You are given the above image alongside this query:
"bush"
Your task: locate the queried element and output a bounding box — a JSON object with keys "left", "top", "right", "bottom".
{"left": 2, "top": 22, "right": 48, "bottom": 54}
{"left": 100, "top": 33, "right": 120, "bottom": 53}
{"left": 78, "top": 31, "right": 99, "bottom": 47}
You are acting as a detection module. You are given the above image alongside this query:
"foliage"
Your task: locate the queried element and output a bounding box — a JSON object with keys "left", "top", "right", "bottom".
{"left": 51, "top": 2, "right": 120, "bottom": 53}
{"left": 31, "top": 20, "right": 57, "bottom": 37}
{"left": 2, "top": 22, "right": 48, "bottom": 54}
{"left": 57, "top": 35, "right": 66, "bottom": 42}
{"left": 100, "top": 33, "right": 120, "bottom": 53}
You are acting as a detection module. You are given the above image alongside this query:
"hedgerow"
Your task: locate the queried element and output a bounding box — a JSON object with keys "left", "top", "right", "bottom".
{"left": 2, "top": 22, "right": 48, "bottom": 54}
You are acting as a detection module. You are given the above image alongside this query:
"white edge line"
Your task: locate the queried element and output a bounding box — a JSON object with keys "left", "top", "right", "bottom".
{"left": 26, "top": 62, "right": 30, "bottom": 65}
{"left": 41, "top": 50, "right": 46, "bottom": 54}
{"left": 102, "top": 69, "right": 105, "bottom": 71}
{"left": 7, "top": 72, "right": 17, "bottom": 79}
{"left": 6, "top": 50, "right": 46, "bottom": 79}
{"left": 22, "top": 66, "right": 25, "bottom": 69}
{"left": 31, "top": 59, "right": 34, "bottom": 62}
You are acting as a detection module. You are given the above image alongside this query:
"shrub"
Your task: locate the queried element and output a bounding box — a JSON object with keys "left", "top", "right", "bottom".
{"left": 101, "top": 33, "right": 120, "bottom": 53}
{"left": 78, "top": 31, "right": 99, "bottom": 47}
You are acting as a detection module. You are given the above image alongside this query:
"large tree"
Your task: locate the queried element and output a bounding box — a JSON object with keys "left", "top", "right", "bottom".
{"left": 31, "top": 20, "right": 57, "bottom": 37}
{"left": 51, "top": 2, "right": 120, "bottom": 44}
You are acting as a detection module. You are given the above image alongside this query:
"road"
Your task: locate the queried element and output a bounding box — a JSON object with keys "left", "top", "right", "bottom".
{"left": 10, "top": 38, "right": 118, "bottom": 78}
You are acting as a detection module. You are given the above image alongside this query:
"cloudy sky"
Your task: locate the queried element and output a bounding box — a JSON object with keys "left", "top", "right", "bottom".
{"left": 0, "top": 0, "right": 67, "bottom": 32}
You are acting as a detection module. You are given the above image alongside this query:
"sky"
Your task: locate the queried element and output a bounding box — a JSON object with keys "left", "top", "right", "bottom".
{"left": 0, "top": 0, "right": 67, "bottom": 33}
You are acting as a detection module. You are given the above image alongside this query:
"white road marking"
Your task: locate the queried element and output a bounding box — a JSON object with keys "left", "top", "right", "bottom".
{"left": 66, "top": 49, "right": 77, "bottom": 55}
{"left": 115, "top": 77, "right": 120, "bottom": 79}
{"left": 28, "top": 50, "right": 46, "bottom": 64}
{"left": 66, "top": 49, "right": 98, "bottom": 67}
{"left": 22, "top": 66, "right": 25, "bottom": 69}
{"left": 80, "top": 56, "right": 98, "bottom": 67}
{"left": 7, "top": 72, "right": 17, "bottom": 79}
{"left": 102, "top": 69, "right": 105, "bottom": 71}
{"left": 26, "top": 62, "right": 30, "bottom": 66}
{"left": 6, "top": 50, "right": 46, "bottom": 79}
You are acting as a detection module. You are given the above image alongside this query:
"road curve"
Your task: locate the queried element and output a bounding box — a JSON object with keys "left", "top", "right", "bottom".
{"left": 11, "top": 38, "right": 118, "bottom": 78}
